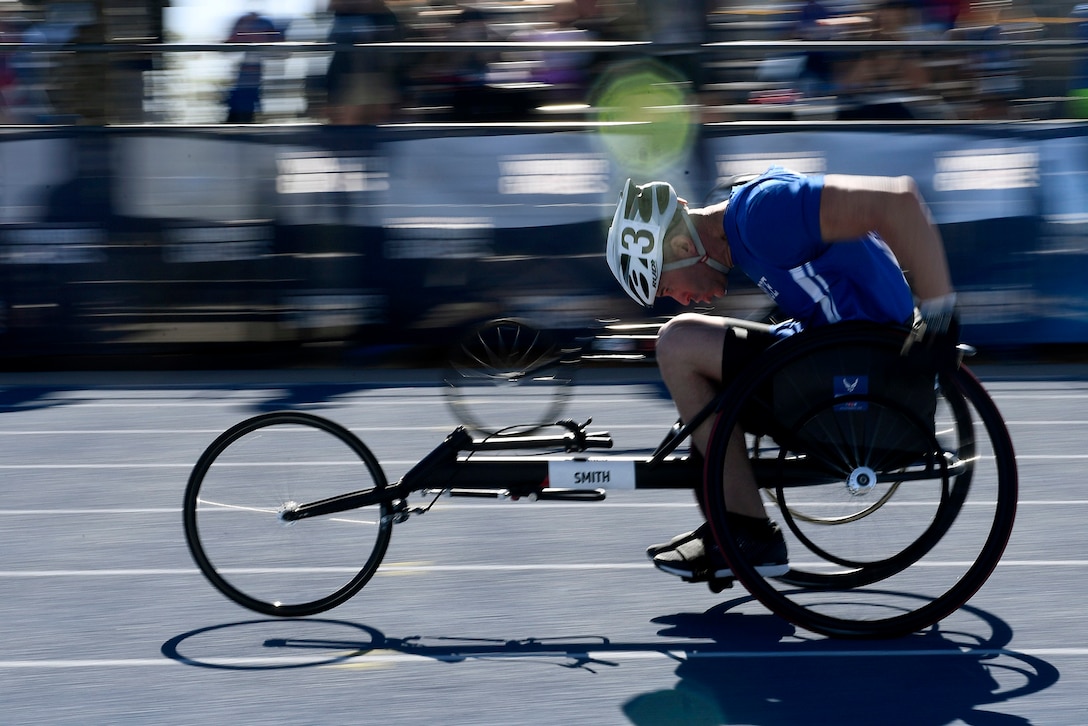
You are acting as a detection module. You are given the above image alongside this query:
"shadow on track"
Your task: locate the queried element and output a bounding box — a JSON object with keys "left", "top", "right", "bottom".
{"left": 0, "top": 385, "right": 79, "bottom": 413}
{"left": 624, "top": 598, "right": 1060, "bottom": 726}
{"left": 162, "top": 599, "right": 1058, "bottom": 725}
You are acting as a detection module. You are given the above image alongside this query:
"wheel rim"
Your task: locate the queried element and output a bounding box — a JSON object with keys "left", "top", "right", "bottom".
{"left": 184, "top": 411, "right": 393, "bottom": 617}
{"left": 702, "top": 325, "right": 1017, "bottom": 638}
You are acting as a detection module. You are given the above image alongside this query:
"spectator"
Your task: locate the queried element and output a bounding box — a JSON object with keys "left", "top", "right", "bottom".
{"left": 573, "top": 0, "right": 647, "bottom": 82}
{"left": 51, "top": 14, "right": 109, "bottom": 123}
{"left": 793, "top": 0, "right": 836, "bottom": 97}
{"left": 1073, "top": 3, "right": 1088, "bottom": 118}
{"left": 512, "top": 0, "right": 595, "bottom": 106}
{"left": 638, "top": 0, "right": 710, "bottom": 95}
{"left": 324, "top": 0, "right": 406, "bottom": 125}
{"left": 440, "top": 6, "right": 500, "bottom": 119}
{"left": 836, "top": 0, "right": 946, "bottom": 119}
{"left": 922, "top": 0, "right": 968, "bottom": 32}
{"left": 223, "top": 12, "right": 284, "bottom": 124}
{"left": 945, "top": 0, "right": 1024, "bottom": 119}
{"left": 0, "top": 11, "right": 19, "bottom": 123}
{"left": 12, "top": 2, "right": 84, "bottom": 123}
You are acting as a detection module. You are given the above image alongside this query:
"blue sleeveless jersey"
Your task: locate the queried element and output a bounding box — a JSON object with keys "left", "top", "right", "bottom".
{"left": 723, "top": 167, "right": 914, "bottom": 328}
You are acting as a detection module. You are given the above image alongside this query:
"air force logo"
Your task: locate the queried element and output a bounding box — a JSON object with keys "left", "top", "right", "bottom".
{"left": 834, "top": 375, "right": 868, "bottom": 411}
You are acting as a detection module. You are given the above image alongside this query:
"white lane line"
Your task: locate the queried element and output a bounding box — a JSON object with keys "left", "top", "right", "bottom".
{"left": 3, "top": 560, "right": 1088, "bottom": 578}
{"left": 2, "top": 420, "right": 1088, "bottom": 435}
{"left": 0, "top": 428, "right": 457, "bottom": 435}
{"left": 0, "top": 464, "right": 205, "bottom": 469}
{"left": 2, "top": 393, "right": 1085, "bottom": 408}
{"left": 0, "top": 509, "right": 186, "bottom": 514}
{"left": 1009, "top": 421, "right": 1088, "bottom": 425}
{"left": 0, "top": 462, "right": 421, "bottom": 469}
{"left": 0, "top": 424, "right": 667, "bottom": 436}
{"left": 0, "top": 398, "right": 655, "bottom": 409}
{"left": 1, "top": 500, "right": 1087, "bottom": 516}
{"left": 2, "top": 647, "right": 1088, "bottom": 669}
{"left": 5, "top": 454, "right": 1088, "bottom": 470}
{"left": 0, "top": 565, "right": 651, "bottom": 577}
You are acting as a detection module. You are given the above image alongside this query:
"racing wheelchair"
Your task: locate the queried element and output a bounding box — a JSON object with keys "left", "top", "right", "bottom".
{"left": 183, "top": 321, "right": 1017, "bottom": 639}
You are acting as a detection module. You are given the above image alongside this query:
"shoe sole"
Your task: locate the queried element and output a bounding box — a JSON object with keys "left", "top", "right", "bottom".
{"left": 654, "top": 559, "right": 790, "bottom": 580}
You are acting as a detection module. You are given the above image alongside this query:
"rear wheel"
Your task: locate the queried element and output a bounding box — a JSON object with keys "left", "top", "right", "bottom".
{"left": 703, "top": 324, "right": 1017, "bottom": 638}
{"left": 183, "top": 411, "right": 394, "bottom": 617}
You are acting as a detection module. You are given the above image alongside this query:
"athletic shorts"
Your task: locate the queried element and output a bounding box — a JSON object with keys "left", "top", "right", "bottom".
{"left": 720, "top": 318, "right": 801, "bottom": 383}
{"left": 720, "top": 318, "right": 803, "bottom": 434}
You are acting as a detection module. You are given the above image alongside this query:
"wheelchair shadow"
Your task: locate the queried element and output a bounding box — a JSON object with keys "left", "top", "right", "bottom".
{"left": 162, "top": 618, "right": 629, "bottom": 674}
{"left": 624, "top": 598, "right": 1059, "bottom": 726}
{"left": 162, "top": 601, "right": 1058, "bottom": 725}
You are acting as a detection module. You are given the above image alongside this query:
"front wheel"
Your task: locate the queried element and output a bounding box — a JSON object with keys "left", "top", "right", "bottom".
{"left": 183, "top": 411, "right": 394, "bottom": 617}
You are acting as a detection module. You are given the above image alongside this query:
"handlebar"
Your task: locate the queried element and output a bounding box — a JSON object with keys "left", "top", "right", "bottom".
{"left": 468, "top": 419, "right": 613, "bottom": 453}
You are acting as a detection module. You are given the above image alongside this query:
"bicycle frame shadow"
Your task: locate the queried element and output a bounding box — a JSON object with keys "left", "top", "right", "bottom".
{"left": 162, "top": 618, "right": 641, "bottom": 674}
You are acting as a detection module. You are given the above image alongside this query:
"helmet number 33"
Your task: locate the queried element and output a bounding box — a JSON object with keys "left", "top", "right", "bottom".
{"left": 622, "top": 226, "right": 656, "bottom": 254}
{"left": 619, "top": 223, "right": 659, "bottom": 303}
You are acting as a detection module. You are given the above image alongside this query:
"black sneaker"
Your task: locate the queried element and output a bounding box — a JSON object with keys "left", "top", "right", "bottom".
{"left": 652, "top": 522, "right": 789, "bottom": 581}
{"left": 645, "top": 523, "right": 709, "bottom": 560}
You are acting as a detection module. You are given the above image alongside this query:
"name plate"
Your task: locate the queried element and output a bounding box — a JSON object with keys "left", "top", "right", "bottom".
{"left": 547, "top": 459, "right": 636, "bottom": 489}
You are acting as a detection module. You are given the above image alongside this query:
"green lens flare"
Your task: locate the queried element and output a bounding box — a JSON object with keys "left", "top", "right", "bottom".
{"left": 592, "top": 60, "right": 696, "bottom": 177}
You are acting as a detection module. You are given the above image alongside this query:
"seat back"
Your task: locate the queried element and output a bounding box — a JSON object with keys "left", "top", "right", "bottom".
{"left": 770, "top": 342, "right": 938, "bottom": 469}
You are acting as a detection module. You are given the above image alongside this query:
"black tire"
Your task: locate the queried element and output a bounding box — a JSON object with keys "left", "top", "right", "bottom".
{"left": 442, "top": 318, "right": 578, "bottom": 434}
{"left": 183, "top": 411, "right": 394, "bottom": 617}
{"left": 703, "top": 323, "right": 1018, "bottom": 639}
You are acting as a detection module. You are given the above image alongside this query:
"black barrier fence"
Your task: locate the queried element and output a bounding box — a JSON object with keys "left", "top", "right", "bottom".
{"left": 0, "top": 120, "right": 1086, "bottom": 366}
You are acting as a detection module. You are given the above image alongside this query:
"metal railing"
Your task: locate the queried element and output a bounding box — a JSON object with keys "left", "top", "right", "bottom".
{"left": 1, "top": 36, "right": 1087, "bottom": 125}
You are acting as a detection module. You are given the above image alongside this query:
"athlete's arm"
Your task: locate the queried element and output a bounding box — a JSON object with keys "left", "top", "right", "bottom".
{"left": 818, "top": 174, "right": 953, "bottom": 302}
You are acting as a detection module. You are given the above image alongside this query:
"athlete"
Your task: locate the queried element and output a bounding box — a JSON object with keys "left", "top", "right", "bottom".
{"left": 605, "top": 166, "right": 958, "bottom": 582}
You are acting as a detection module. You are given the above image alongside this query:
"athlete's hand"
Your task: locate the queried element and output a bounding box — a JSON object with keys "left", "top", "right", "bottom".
{"left": 901, "top": 294, "right": 961, "bottom": 372}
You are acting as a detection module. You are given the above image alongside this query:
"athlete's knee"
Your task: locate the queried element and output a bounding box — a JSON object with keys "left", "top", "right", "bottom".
{"left": 656, "top": 314, "right": 724, "bottom": 376}
{"left": 656, "top": 313, "right": 708, "bottom": 360}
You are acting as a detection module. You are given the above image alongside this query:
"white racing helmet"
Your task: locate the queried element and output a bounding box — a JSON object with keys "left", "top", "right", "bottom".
{"left": 606, "top": 179, "right": 726, "bottom": 307}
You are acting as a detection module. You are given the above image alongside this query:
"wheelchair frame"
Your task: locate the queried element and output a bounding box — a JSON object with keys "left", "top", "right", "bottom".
{"left": 183, "top": 322, "right": 1017, "bottom": 639}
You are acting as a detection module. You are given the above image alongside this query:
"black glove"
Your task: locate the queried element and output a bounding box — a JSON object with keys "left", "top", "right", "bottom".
{"left": 901, "top": 295, "right": 961, "bottom": 372}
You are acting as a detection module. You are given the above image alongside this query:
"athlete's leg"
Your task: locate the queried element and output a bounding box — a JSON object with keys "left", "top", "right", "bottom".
{"left": 655, "top": 313, "right": 769, "bottom": 519}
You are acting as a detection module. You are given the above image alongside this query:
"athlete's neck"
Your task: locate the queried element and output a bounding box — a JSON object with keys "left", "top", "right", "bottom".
{"left": 690, "top": 204, "right": 733, "bottom": 271}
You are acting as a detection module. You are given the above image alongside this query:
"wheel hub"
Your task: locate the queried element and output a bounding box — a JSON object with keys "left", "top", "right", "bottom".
{"left": 846, "top": 466, "right": 878, "bottom": 496}
{"left": 278, "top": 500, "right": 300, "bottom": 525}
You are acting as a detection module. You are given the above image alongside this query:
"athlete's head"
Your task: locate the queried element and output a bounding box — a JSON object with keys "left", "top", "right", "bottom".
{"left": 606, "top": 179, "right": 727, "bottom": 307}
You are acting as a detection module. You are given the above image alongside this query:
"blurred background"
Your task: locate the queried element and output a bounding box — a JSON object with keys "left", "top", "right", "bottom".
{"left": 1, "top": 0, "right": 1087, "bottom": 368}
